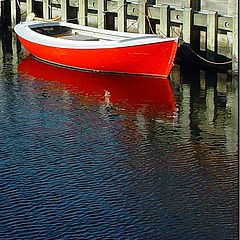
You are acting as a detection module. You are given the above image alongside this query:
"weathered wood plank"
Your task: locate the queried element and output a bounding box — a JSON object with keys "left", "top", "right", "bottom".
{"left": 147, "top": 6, "right": 160, "bottom": 20}
{"left": 88, "top": 0, "right": 97, "bottom": 10}
{"left": 26, "top": 0, "right": 33, "bottom": 16}
{"left": 107, "top": 0, "right": 117, "bottom": 13}
{"left": 138, "top": 0, "right": 147, "bottom": 34}
{"left": 98, "top": 0, "right": 107, "bottom": 28}
{"left": 43, "top": 0, "right": 50, "bottom": 19}
{"left": 127, "top": 3, "right": 139, "bottom": 17}
{"left": 182, "top": 7, "right": 192, "bottom": 44}
{"left": 218, "top": 16, "right": 233, "bottom": 31}
{"left": 170, "top": 9, "right": 183, "bottom": 24}
{"left": 159, "top": 4, "right": 169, "bottom": 37}
{"left": 206, "top": 11, "right": 218, "bottom": 60}
{"left": 232, "top": 15, "right": 238, "bottom": 72}
{"left": 117, "top": 0, "right": 126, "bottom": 32}
{"left": 11, "top": 0, "right": 18, "bottom": 27}
{"left": 61, "top": 0, "right": 67, "bottom": 21}
{"left": 193, "top": 12, "right": 207, "bottom": 27}
{"left": 201, "top": 0, "right": 229, "bottom": 15}
{"left": 78, "top": 0, "right": 88, "bottom": 25}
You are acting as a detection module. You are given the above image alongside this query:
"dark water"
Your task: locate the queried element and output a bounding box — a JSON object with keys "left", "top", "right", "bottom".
{"left": 0, "top": 31, "right": 238, "bottom": 240}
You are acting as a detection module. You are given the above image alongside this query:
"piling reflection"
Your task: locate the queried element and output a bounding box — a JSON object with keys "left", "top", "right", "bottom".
{"left": 170, "top": 65, "right": 238, "bottom": 156}
{"left": 18, "top": 57, "right": 177, "bottom": 122}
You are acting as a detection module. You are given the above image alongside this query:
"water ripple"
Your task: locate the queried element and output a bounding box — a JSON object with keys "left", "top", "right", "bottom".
{"left": 0, "top": 51, "right": 238, "bottom": 239}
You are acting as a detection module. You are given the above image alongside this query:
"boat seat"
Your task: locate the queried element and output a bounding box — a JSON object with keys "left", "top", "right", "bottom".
{"left": 57, "top": 34, "right": 100, "bottom": 41}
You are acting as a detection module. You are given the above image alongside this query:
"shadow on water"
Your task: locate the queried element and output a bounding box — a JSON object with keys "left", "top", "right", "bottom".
{"left": 0, "top": 30, "right": 239, "bottom": 240}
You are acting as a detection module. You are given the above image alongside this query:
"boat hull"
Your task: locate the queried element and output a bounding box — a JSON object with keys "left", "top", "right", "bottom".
{"left": 16, "top": 22, "right": 178, "bottom": 77}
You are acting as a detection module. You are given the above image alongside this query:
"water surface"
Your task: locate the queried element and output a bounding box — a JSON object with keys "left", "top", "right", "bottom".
{"left": 0, "top": 31, "right": 238, "bottom": 240}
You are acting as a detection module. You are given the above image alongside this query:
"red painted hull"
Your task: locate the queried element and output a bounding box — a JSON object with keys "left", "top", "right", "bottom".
{"left": 18, "top": 57, "right": 177, "bottom": 121}
{"left": 17, "top": 35, "right": 177, "bottom": 77}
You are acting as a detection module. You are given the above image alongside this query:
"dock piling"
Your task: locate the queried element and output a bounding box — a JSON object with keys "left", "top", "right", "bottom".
{"left": 11, "top": 0, "right": 20, "bottom": 28}
{"left": 43, "top": 0, "right": 51, "bottom": 20}
{"left": 117, "top": 0, "right": 127, "bottom": 32}
{"left": 159, "top": 4, "right": 169, "bottom": 37}
{"left": 98, "top": 0, "right": 107, "bottom": 29}
{"left": 232, "top": 15, "right": 238, "bottom": 72}
{"left": 78, "top": 0, "right": 87, "bottom": 25}
{"left": 138, "top": 0, "right": 147, "bottom": 34}
{"left": 26, "top": 0, "right": 33, "bottom": 17}
{"left": 206, "top": 11, "right": 218, "bottom": 60}
{"left": 182, "top": 7, "right": 192, "bottom": 44}
{"left": 61, "top": 0, "right": 67, "bottom": 22}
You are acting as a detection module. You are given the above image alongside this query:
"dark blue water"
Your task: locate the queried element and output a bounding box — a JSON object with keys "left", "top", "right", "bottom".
{"left": 0, "top": 31, "right": 238, "bottom": 240}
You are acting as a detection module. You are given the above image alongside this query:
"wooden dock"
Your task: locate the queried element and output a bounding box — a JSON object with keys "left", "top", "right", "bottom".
{"left": 0, "top": 0, "right": 238, "bottom": 73}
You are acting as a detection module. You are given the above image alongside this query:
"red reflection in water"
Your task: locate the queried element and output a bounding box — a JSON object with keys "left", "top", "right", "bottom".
{"left": 18, "top": 57, "right": 177, "bottom": 121}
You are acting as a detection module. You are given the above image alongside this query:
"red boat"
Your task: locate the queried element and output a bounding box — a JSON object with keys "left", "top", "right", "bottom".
{"left": 18, "top": 57, "right": 177, "bottom": 122}
{"left": 14, "top": 21, "right": 178, "bottom": 77}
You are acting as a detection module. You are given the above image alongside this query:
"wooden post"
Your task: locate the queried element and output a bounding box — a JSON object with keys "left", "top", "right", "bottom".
{"left": 183, "top": 0, "right": 200, "bottom": 51}
{"left": 98, "top": 0, "right": 107, "bottom": 29}
{"left": 11, "top": 0, "right": 17, "bottom": 27}
{"left": 0, "top": 1, "right": 3, "bottom": 25}
{"left": 78, "top": 0, "right": 87, "bottom": 25}
{"left": 183, "top": 7, "right": 192, "bottom": 44}
{"left": 43, "top": 0, "right": 51, "bottom": 20}
{"left": 1, "top": 0, "right": 11, "bottom": 28}
{"left": 232, "top": 15, "right": 238, "bottom": 73}
{"left": 206, "top": 11, "right": 218, "bottom": 60}
{"left": 118, "top": 0, "right": 126, "bottom": 32}
{"left": 61, "top": 0, "right": 68, "bottom": 22}
{"left": 159, "top": 4, "right": 169, "bottom": 37}
{"left": 11, "top": 0, "right": 20, "bottom": 27}
{"left": 138, "top": 0, "right": 147, "bottom": 34}
{"left": 26, "top": 0, "right": 33, "bottom": 16}
{"left": 2, "top": 31, "right": 13, "bottom": 54}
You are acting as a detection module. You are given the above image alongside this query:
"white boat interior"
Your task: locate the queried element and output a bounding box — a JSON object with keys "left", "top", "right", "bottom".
{"left": 15, "top": 21, "right": 178, "bottom": 49}
{"left": 30, "top": 22, "right": 143, "bottom": 41}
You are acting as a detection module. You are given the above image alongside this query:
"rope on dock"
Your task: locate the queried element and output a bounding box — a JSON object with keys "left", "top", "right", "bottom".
{"left": 137, "top": 5, "right": 233, "bottom": 66}
{"left": 34, "top": 15, "right": 61, "bottom": 22}
{"left": 26, "top": 12, "right": 61, "bottom": 21}
{"left": 97, "top": 2, "right": 127, "bottom": 28}
{"left": 169, "top": 24, "right": 233, "bottom": 65}
{"left": 184, "top": 45, "right": 233, "bottom": 65}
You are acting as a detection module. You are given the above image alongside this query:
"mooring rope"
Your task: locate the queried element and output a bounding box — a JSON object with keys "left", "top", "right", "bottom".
{"left": 97, "top": 3, "right": 127, "bottom": 28}
{"left": 137, "top": 6, "right": 234, "bottom": 66}
{"left": 34, "top": 15, "right": 61, "bottom": 22}
{"left": 16, "top": 0, "right": 21, "bottom": 9}
{"left": 184, "top": 45, "right": 233, "bottom": 65}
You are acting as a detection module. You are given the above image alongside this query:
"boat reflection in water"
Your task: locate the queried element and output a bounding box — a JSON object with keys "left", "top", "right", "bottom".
{"left": 18, "top": 57, "right": 177, "bottom": 123}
